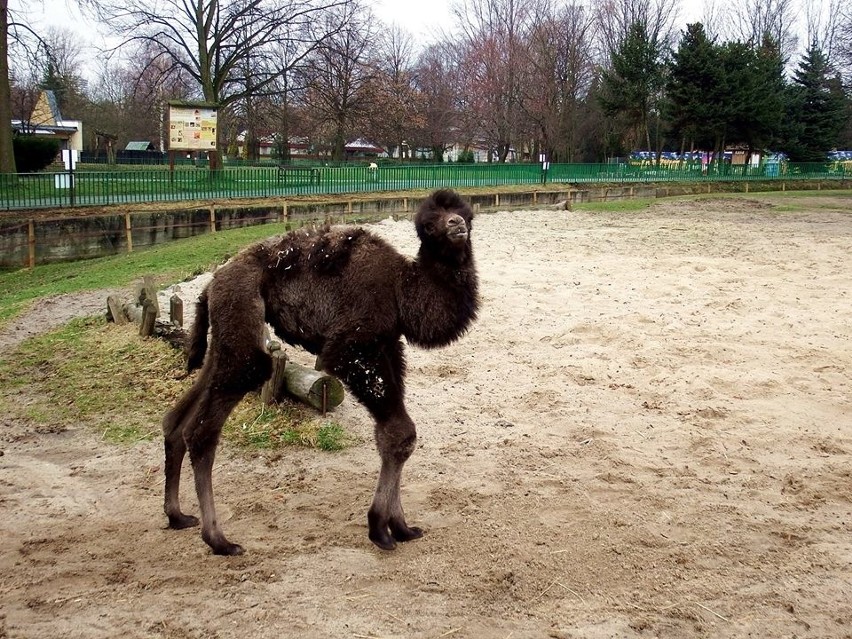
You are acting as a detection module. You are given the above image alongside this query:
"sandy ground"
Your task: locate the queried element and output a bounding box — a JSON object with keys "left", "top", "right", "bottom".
{"left": 1, "top": 195, "right": 851, "bottom": 638}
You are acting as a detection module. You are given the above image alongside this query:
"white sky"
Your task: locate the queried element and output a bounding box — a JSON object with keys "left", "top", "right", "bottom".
{"left": 25, "top": 0, "right": 707, "bottom": 45}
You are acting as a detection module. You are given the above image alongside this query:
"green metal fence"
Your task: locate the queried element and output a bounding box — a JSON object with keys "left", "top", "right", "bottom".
{"left": 1, "top": 161, "right": 848, "bottom": 211}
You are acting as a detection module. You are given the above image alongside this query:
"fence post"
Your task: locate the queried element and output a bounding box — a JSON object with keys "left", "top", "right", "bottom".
{"left": 125, "top": 212, "right": 133, "bottom": 253}
{"left": 209, "top": 205, "right": 216, "bottom": 233}
{"left": 281, "top": 202, "right": 288, "bottom": 222}
{"left": 27, "top": 220, "right": 36, "bottom": 269}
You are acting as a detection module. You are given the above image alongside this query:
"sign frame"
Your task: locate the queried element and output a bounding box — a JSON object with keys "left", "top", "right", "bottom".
{"left": 167, "top": 100, "right": 219, "bottom": 152}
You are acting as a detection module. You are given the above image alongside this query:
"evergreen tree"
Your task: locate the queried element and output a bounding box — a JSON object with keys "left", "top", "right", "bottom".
{"left": 666, "top": 23, "right": 722, "bottom": 153}
{"left": 599, "top": 20, "right": 665, "bottom": 155}
{"left": 781, "top": 42, "right": 848, "bottom": 162}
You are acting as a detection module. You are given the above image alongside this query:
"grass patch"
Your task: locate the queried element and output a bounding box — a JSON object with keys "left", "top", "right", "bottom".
{"left": 574, "top": 198, "right": 655, "bottom": 212}
{"left": 226, "top": 400, "right": 350, "bottom": 451}
{"left": 0, "top": 221, "right": 290, "bottom": 328}
{"left": 0, "top": 318, "right": 351, "bottom": 451}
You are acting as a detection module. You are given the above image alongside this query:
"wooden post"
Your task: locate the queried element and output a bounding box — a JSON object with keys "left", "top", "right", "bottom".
{"left": 125, "top": 212, "right": 133, "bottom": 253}
{"left": 261, "top": 350, "right": 289, "bottom": 404}
{"left": 106, "top": 295, "right": 128, "bottom": 325}
{"left": 209, "top": 206, "right": 216, "bottom": 233}
{"left": 281, "top": 202, "right": 288, "bottom": 222}
{"left": 140, "top": 299, "right": 158, "bottom": 336}
{"left": 169, "top": 294, "right": 183, "bottom": 326}
{"left": 495, "top": 193, "right": 500, "bottom": 207}
{"left": 139, "top": 276, "right": 159, "bottom": 337}
{"left": 27, "top": 220, "right": 35, "bottom": 269}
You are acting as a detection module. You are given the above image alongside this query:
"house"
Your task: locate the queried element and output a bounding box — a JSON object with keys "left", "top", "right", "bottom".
{"left": 12, "top": 90, "right": 83, "bottom": 152}
{"left": 344, "top": 138, "right": 386, "bottom": 158}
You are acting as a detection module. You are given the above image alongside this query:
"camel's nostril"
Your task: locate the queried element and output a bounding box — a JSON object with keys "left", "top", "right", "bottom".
{"left": 447, "top": 214, "right": 464, "bottom": 227}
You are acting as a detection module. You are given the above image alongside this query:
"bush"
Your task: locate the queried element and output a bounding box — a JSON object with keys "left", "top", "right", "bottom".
{"left": 13, "top": 136, "right": 61, "bottom": 173}
{"left": 456, "top": 149, "right": 475, "bottom": 164}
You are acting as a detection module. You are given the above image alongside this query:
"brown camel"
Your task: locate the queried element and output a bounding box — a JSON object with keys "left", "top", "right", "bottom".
{"left": 162, "top": 189, "right": 480, "bottom": 555}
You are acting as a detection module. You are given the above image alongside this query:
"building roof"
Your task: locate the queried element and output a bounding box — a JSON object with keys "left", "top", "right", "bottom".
{"left": 125, "top": 141, "right": 156, "bottom": 151}
{"left": 345, "top": 138, "right": 385, "bottom": 154}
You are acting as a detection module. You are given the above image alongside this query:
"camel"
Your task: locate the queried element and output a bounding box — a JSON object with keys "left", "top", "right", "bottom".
{"left": 162, "top": 189, "right": 480, "bottom": 555}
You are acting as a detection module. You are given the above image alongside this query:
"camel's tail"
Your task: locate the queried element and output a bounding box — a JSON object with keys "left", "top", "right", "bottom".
{"left": 186, "top": 287, "right": 210, "bottom": 372}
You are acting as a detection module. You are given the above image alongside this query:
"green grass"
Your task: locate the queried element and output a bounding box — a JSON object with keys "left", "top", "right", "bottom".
{"left": 0, "top": 221, "right": 290, "bottom": 327}
{"left": 0, "top": 316, "right": 351, "bottom": 450}
{"left": 574, "top": 198, "right": 656, "bottom": 212}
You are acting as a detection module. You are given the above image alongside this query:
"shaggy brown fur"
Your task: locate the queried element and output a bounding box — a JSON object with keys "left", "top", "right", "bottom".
{"left": 162, "top": 189, "right": 479, "bottom": 555}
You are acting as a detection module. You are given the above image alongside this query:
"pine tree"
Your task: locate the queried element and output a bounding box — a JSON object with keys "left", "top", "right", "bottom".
{"left": 666, "top": 23, "right": 721, "bottom": 153}
{"left": 599, "top": 21, "right": 665, "bottom": 155}
{"left": 781, "top": 42, "right": 848, "bottom": 162}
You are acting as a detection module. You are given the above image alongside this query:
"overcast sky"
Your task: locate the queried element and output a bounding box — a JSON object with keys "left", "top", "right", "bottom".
{"left": 24, "top": 0, "right": 706, "bottom": 47}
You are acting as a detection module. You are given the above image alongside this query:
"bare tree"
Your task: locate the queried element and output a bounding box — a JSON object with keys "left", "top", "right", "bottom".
{"left": 363, "top": 23, "right": 423, "bottom": 159}
{"left": 82, "top": 0, "right": 357, "bottom": 164}
{"left": 521, "top": 0, "right": 597, "bottom": 162}
{"left": 724, "top": 0, "right": 800, "bottom": 60}
{"left": 301, "top": 3, "right": 377, "bottom": 161}
{"left": 413, "top": 43, "right": 462, "bottom": 161}
{"left": 594, "top": 0, "right": 680, "bottom": 62}
{"left": 454, "top": 0, "right": 536, "bottom": 162}
{"left": 803, "top": 0, "right": 845, "bottom": 68}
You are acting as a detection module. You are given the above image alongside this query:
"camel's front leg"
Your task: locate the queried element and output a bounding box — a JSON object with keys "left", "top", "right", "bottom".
{"left": 369, "top": 410, "right": 423, "bottom": 550}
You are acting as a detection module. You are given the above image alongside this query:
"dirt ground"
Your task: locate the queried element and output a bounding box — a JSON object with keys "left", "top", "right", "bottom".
{"left": 1, "top": 195, "right": 851, "bottom": 638}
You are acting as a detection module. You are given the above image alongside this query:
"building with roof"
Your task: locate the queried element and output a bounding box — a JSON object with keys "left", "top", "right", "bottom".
{"left": 11, "top": 90, "right": 83, "bottom": 152}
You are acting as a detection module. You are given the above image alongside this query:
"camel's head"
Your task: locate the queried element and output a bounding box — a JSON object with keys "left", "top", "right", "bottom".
{"left": 415, "top": 189, "right": 474, "bottom": 251}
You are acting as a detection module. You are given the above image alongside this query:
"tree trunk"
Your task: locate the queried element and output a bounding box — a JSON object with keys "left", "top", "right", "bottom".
{"left": 0, "top": 0, "right": 17, "bottom": 175}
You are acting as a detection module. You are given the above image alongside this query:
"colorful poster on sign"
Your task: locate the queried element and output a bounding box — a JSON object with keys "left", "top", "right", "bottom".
{"left": 168, "top": 105, "right": 218, "bottom": 151}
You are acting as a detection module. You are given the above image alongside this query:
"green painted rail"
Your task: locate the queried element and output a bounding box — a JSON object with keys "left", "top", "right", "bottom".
{"left": 1, "top": 161, "right": 848, "bottom": 211}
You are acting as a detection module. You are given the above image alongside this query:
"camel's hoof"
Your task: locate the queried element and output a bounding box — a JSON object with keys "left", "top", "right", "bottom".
{"left": 211, "top": 542, "right": 245, "bottom": 556}
{"left": 391, "top": 523, "right": 424, "bottom": 543}
{"left": 369, "top": 532, "right": 397, "bottom": 551}
{"left": 167, "top": 513, "right": 200, "bottom": 530}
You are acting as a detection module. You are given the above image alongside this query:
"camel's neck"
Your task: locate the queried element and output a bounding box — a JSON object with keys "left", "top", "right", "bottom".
{"left": 398, "top": 247, "right": 479, "bottom": 349}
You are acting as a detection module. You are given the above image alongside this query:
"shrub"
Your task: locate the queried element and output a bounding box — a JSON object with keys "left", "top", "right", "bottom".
{"left": 13, "top": 136, "right": 61, "bottom": 173}
{"left": 456, "top": 149, "right": 475, "bottom": 164}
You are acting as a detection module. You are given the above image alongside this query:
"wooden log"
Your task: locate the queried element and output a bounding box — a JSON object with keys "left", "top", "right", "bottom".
{"left": 283, "top": 362, "right": 344, "bottom": 412}
{"left": 261, "top": 350, "right": 289, "bottom": 404}
{"left": 106, "top": 295, "right": 128, "bottom": 325}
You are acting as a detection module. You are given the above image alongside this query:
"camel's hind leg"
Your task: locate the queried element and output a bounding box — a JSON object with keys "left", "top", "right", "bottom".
{"left": 163, "top": 381, "right": 204, "bottom": 529}
{"left": 184, "top": 387, "right": 248, "bottom": 556}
